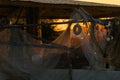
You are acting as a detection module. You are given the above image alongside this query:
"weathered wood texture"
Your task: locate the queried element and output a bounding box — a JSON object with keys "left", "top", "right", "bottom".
{"left": 0, "top": 0, "right": 120, "bottom": 18}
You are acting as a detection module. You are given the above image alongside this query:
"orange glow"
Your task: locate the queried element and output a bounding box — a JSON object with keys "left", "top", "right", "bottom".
{"left": 53, "top": 19, "right": 68, "bottom": 31}
{"left": 54, "top": 24, "right": 68, "bottom": 31}
{"left": 54, "top": 19, "right": 91, "bottom": 31}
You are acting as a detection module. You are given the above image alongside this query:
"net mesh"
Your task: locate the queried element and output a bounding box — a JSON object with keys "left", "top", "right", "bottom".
{"left": 0, "top": 25, "right": 71, "bottom": 80}
{"left": 70, "top": 8, "right": 106, "bottom": 70}
{"left": 0, "top": 8, "right": 108, "bottom": 80}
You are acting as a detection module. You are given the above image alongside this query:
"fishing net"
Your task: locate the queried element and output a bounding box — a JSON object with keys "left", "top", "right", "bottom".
{"left": 105, "top": 19, "right": 120, "bottom": 70}
{"left": 0, "top": 23, "right": 71, "bottom": 80}
{"left": 70, "top": 8, "right": 107, "bottom": 70}
{"left": 0, "top": 8, "right": 108, "bottom": 80}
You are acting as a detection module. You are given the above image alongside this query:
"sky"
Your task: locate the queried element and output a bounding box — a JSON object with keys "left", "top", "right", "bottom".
{"left": 74, "top": 0, "right": 120, "bottom": 5}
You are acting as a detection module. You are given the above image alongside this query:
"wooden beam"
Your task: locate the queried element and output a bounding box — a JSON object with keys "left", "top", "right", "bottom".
{"left": 0, "top": 1, "right": 120, "bottom": 18}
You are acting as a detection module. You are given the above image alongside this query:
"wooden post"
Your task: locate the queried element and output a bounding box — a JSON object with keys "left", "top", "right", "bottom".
{"left": 26, "top": 7, "right": 42, "bottom": 43}
{"left": 26, "top": 7, "right": 39, "bottom": 36}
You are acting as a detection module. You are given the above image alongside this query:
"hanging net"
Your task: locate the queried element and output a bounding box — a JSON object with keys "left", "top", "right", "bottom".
{"left": 0, "top": 23, "right": 71, "bottom": 80}
{"left": 0, "top": 8, "right": 109, "bottom": 80}
{"left": 70, "top": 8, "right": 107, "bottom": 70}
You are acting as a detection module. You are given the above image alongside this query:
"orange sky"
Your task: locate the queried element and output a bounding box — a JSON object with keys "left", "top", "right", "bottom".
{"left": 74, "top": 0, "right": 120, "bottom": 5}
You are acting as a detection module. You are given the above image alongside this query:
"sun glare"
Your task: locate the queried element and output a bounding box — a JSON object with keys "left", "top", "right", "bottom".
{"left": 54, "top": 19, "right": 90, "bottom": 32}
{"left": 53, "top": 19, "right": 68, "bottom": 31}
